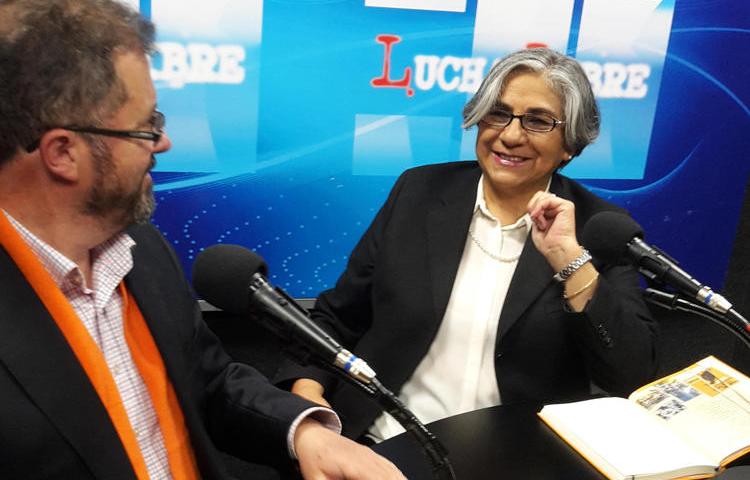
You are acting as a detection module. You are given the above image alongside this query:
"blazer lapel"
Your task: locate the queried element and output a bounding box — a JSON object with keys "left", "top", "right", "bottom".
{"left": 425, "top": 166, "right": 481, "bottom": 322}
{"left": 496, "top": 238, "right": 554, "bottom": 339}
{"left": 124, "top": 249, "right": 189, "bottom": 395}
{"left": 124, "top": 234, "right": 210, "bottom": 433}
{"left": 0, "top": 249, "right": 134, "bottom": 478}
{"left": 123, "top": 231, "right": 225, "bottom": 478}
{"left": 497, "top": 174, "right": 565, "bottom": 339}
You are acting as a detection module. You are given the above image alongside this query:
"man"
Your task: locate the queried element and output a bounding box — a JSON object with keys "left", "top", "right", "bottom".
{"left": 0, "top": 0, "right": 404, "bottom": 478}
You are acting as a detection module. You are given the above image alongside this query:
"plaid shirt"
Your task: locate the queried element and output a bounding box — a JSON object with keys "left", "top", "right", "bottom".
{"left": 7, "top": 213, "right": 172, "bottom": 479}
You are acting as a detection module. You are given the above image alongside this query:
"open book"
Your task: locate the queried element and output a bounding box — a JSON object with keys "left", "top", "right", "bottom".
{"left": 538, "top": 356, "right": 750, "bottom": 480}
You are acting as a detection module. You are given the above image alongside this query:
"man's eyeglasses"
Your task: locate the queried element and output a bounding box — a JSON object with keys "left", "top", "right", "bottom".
{"left": 481, "top": 110, "right": 564, "bottom": 133}
{"left": 26, "top": 110, "right": 166, "bottom": 152}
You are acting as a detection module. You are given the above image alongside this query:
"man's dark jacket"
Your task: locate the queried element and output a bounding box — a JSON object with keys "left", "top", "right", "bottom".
{"left": 0, "top": 224, "right": 315, "bottom": 479}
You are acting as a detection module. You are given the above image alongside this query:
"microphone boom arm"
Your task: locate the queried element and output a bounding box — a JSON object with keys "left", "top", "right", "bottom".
{"left": 247, "top": 275, "right": 456, "bottom": 479}
{"left": 643, "top": 288, "right": 750, "bottom": 350}
{"left": 308, "top": 353, "right": 457, "bottom": 480}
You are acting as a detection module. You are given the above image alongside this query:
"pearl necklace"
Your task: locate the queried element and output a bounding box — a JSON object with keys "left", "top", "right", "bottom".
{"left": 467, "top": 225, "right": 523, "bottom": 263}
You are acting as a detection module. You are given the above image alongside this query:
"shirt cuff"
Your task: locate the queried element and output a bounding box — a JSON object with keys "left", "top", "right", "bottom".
{"left": 286, "top": 407, "right": 342, "bottom": 460}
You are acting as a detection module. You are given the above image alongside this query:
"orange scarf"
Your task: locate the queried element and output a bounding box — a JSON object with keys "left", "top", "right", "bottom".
{"left": 0, "top": 213, "right": 198, "bottom": 479}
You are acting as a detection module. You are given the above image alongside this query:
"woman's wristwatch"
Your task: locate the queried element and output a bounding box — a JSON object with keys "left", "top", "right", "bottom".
{"left": 553, "top": 248, "right": 592, "bottom": 283}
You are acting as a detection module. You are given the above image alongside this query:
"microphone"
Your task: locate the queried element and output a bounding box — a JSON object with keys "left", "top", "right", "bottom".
{"left": 581, "top": 211, "right": 735, "bottom": 315}
{"left": 192, "top": 244, "right": 376, "bottom": 384}
{"left": 193, "top": 245, "right": 457, "bottom": 479}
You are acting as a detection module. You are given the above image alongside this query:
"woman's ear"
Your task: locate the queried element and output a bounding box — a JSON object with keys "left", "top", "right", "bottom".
{"left": 559, "top": 152, "right": 573, "bottom": 169}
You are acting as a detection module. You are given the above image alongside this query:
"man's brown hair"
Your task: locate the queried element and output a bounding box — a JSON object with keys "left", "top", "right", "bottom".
{"left": 0, "top": 0, "right": 155, "bottom": 164}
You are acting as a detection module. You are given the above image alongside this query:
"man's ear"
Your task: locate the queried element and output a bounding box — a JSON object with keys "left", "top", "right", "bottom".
{"left": 37, "top": 129, "right": 84, "bottom": 182}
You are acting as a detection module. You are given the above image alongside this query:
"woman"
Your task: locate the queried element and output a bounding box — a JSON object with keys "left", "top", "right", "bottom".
{"left": 279, "top": 48, "right": 658, "bottom": 442}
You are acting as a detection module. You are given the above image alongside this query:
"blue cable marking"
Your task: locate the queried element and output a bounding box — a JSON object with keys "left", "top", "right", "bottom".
{"left": 344, "top": 355, "right": 356, "bottom": 372}
{"left": 704, "top": 292, "right": 713, "bottom": 305}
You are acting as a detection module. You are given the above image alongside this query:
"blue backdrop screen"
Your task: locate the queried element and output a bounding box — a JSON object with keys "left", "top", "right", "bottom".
{"left": 140, "top": 0, "right": 750, "bottom": 297}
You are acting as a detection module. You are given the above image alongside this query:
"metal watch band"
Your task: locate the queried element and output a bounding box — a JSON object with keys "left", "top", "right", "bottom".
{"left": 553, "top": 248, "right": 592, "bottom": 283}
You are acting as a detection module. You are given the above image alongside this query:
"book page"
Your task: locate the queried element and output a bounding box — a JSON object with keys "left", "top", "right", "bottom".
{"left": 628, "top": 356, "right": 750, "bottom": 465}
{"left": 539, "top": 397, "right": 716, "bottom": 479}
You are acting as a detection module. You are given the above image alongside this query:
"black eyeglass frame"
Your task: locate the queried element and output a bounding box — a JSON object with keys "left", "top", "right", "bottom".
{"left": 25, "top": 110, "right": 165, "bottom": 152}
{"left": 480, "top": 110, "right": 565, "bottom": 133}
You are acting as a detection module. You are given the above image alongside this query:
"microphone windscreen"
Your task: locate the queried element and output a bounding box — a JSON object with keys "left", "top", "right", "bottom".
{"left": 581, "top": 211, "right": 644, "bottom": 264}
{"left": 192, "top": 244, "right": 268, "bottom": 313}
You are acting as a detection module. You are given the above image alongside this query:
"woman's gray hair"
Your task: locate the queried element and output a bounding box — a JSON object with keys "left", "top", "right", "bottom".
{"left": 462, "top": 48, "right": 599, "bottom": 158}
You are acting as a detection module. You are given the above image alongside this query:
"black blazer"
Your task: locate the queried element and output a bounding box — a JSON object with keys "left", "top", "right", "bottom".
{"left": 0, "top": 224, "right": 315, "bottom": 479}
{"left": 278, "top": 161, "right": 658, "bottom": 438}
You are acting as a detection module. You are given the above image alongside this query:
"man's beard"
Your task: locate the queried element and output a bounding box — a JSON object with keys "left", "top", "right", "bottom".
{"left": 82, "top": 139, "right": 156, "bottom": 227}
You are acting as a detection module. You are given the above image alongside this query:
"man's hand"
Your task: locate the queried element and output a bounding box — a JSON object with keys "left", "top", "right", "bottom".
{"left": 292, "top": 378, "right": 331, "bottom": 408}
{"left": 294, "top": 418, "right": 406, "bottom": 480}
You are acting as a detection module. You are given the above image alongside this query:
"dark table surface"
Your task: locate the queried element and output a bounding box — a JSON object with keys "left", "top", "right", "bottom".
{"left": 373, "top": 402, "right": 750, "bottom": 480}
{"left": 373, "top": 402, "right": 605, "bottom": 480}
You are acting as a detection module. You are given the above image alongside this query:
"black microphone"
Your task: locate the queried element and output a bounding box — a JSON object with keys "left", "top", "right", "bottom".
{"left": 192, "top": 244, "right": 376, "bottom": 383}
{"left": 581, "top": 211, "right": 735, "bottom": 315}
{"left": 194, "top": 245, "right": 457, "bottom": 479}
